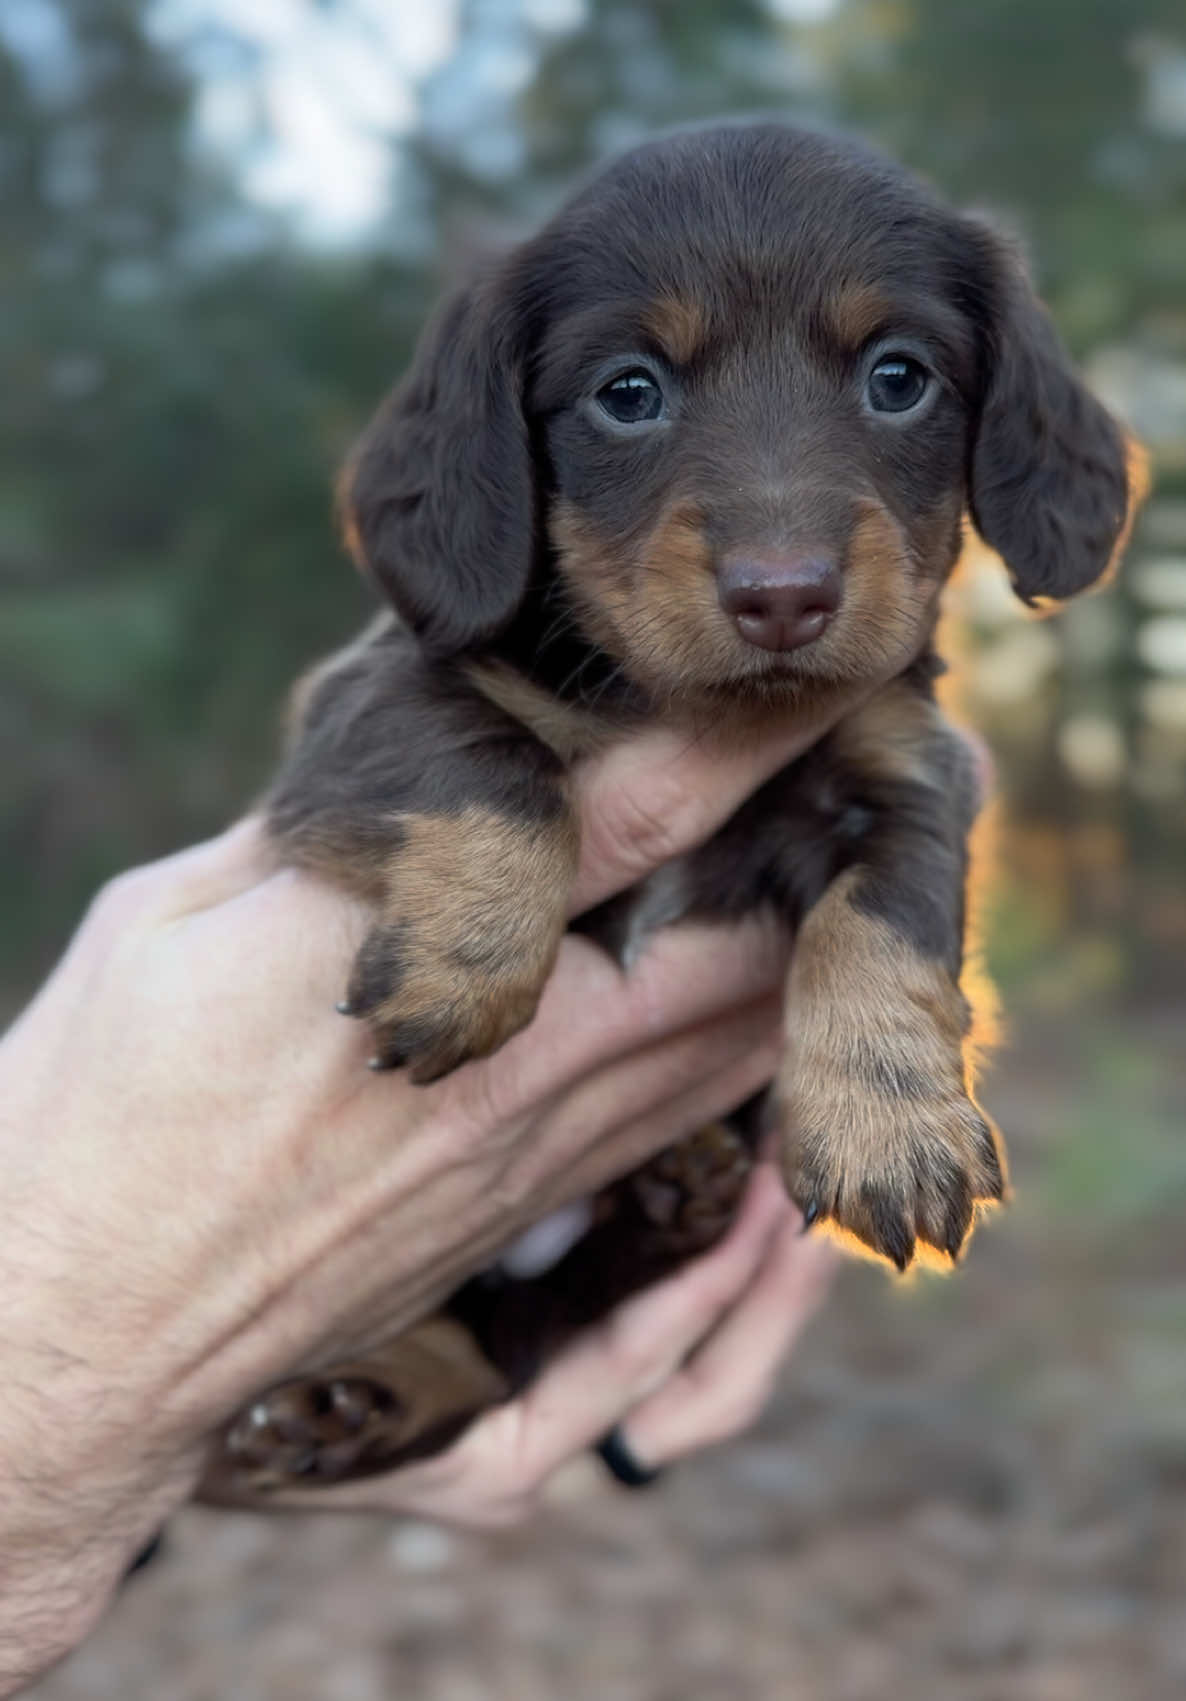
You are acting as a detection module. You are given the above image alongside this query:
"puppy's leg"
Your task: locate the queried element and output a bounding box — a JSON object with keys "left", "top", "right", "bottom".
{"left": 774, "top": 679, "right": 1004, "bottom": 1268}
{"left": 199, "top": 1316, "right": 511, "bottom": 1499}
{"left": 269, "top": 618, "right": 579, "bottom": 1081}
{"left": 593, "top": 672, "right": 1003, "bottom": 1269}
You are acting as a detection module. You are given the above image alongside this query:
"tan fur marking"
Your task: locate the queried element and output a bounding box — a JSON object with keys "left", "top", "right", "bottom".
{"left": 837, "top": 500, "right": 937, "bottom": 669}
{"left": 1088, "top": 432, "right": 1149, "bottom": 595}
{"left": 634, "top": 502, "right": 731, "bottom": 686}
{"left": 830, "top": 676, "right": 942, "bottom": 788}
{"left": 203, "top": 1316, "right": 510, "bottom": 1500}
{"left": 547, "top": 497, "right": 641, "bottom": 672}
{"left": 825, "top": 282, "right": 892, "bottom": 350}
{"left": 779, "top": 869, "right": 1004, "bottom": 1267}
{"left": 465, "top": 660, "right": 615, "bottom": 762}
{"left": 550, "top": 498, "right": 744, "bottom": 709}
{"left": 334, "top": 450, "right": 367, "bottom": 570}
{"left": 549, "top": 491, "right": 949, "bottom": 723}
{"left": 643, "top": 294, "right": 707, "bottom": 365}
{"left": 357, "top": 803, "right": 578, "bottom": 1080}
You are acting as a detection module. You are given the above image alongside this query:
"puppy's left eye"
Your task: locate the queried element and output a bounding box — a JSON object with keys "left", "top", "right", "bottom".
{"left": 596, "top": 369, "right": 665, "bottom": 425}
{"left": 866, "top": 355, "right": 930, "bottom": 414}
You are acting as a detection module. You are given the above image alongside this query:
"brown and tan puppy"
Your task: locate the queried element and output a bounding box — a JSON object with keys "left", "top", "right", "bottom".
{"left": 203, "top": 121, "right": 1133, "bottom": 1499}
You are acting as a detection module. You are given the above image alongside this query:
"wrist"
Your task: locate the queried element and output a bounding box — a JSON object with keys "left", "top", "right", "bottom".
{"left": 0, "top": 1359, "right": 203, "bottom": 1694}
{"left": 0, "top": 1062, "right": 203, "bottom": 1688}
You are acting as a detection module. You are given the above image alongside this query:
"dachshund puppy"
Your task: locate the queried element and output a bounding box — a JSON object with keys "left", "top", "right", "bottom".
{"left": 202, "top": 121, "right": 1131, "bottom": 1498}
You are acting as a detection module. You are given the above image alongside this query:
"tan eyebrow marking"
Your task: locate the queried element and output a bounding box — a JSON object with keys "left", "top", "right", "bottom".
{"left": 642, "top": 294, "right": 707, "bottom": 366}
{"left": 827, "top": 282, "right": 892, "bottom": 350}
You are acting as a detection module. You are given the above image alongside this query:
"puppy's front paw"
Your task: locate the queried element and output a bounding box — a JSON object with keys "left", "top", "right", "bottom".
{"left": 777, "top": 918, "right": 1004, "bottom": 1267}
{"left": 779, "top": 1065, "right": 1003, "bottom": 1270}
{"left": 338, "top": 807, "right": 575, "bottom": 1083}
{"left": 342, "top": 917, "right": 555, "bottom": 1082}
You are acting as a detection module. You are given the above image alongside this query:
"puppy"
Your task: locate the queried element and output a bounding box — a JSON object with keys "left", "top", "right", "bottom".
{"left": 201, "top": 122, "right": 1132, "bottom": 1499}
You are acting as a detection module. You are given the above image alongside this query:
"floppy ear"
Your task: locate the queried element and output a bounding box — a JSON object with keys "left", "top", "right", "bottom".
{"left": 965, "top": 224, "right": 1131, "bottom": 604}
{"left": 339, "top": 276, "right": 536, "bottom": 656}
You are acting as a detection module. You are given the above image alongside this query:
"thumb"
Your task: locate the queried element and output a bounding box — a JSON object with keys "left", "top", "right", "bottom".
{"left": 569, "top": 715, "right": 836, "bottom": 915}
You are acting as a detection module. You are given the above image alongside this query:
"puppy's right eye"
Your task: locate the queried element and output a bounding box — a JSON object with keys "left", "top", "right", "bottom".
{"left": 596, "top": 369, "right": 665, "bottom": 425}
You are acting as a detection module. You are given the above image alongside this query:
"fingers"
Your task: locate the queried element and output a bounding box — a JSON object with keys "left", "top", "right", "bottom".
{"left": 243, "top": 1165, "right": 789, "bottom": 1523}
{"left": 553, "top": 1010, "right": 780, "bottom": 1203}
{"left": 619, "top": 1177, "right": 839, "bottom": 1468}
{"left": 505, "top": 1164, "right": 790, "bottom": 1485}
{"left": 570, "top": 716, "right": 844, "bottom": 914}
{"left": 390, "top": 999, "right": 780, "bottom": 1322}
{"left": 240, "top": 1162, "right": 833, "bottom": 1528}
{"left": 455, "top": 916, "right": 789, "bottom": 1128}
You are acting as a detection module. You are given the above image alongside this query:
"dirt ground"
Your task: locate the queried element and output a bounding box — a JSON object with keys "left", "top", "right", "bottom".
{"left": 26, "top": 1012, "right": 1186, "bottom": 1701}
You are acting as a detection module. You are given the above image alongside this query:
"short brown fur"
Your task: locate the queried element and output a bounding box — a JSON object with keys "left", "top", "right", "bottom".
{"left": 826, "top": 281, "right": 893, "bottom": 350}
{"left": 642, "top": 293, "right": 708, "bottom": 366}
{"left": 780, "top": 870, "right": 1004, "bottom": 1269}
{"left": 349, "top": 805, "right": 578, "bottom": 1081}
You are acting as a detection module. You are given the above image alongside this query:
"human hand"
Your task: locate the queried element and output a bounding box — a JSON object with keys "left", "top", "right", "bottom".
{"left": 244, "top": 1160, "right": 837, "bottom": 1526}
{"left": 0, "top": 711, "right": 832, "bottom": 1690}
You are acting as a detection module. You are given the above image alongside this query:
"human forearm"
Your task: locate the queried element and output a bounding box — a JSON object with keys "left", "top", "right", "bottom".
{"left": 0, "top": 719, "right": 817, "bottom": 1682}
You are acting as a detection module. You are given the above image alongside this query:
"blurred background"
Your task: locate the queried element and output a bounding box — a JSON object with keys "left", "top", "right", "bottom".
{"left": 5, "top": 1, "right": 1184, "bottom": 1696}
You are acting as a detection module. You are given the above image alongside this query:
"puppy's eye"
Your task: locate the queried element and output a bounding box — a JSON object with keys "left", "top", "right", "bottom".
{"left": 596, "top": 369, "right": 665, "bottom": 425}
{"left": 866, "top": 355, "right": 930, "bottom": 415}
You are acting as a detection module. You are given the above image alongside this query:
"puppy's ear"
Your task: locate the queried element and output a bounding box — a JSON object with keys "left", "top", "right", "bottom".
{"left": 965, "top": 223, "right": 1132, "bottom": 604}
{"left": 339, "top": 276, "right": 534, "bottom": 655}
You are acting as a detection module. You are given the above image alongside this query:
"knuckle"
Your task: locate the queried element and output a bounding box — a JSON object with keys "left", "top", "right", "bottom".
{"left": 593, "top": 770, "right": 703, "bottom": 877}
{"left": 86, "top": 865, "right": 158, "bottom": 930}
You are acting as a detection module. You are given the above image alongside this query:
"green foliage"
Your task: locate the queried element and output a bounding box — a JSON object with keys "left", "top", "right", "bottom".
{"left": 822, "top": 0, "right": 1186, "bottom": 334}
{"left": 3, "top": 0, "right": 1184, "bottom": 1007}
{"left": 1034, "top": 1039, "right": 1186, "bottom": 1229}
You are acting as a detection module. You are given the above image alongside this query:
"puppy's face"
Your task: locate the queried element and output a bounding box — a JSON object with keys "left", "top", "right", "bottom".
{"left": 532, "top": 170, "right": 980, "bottom": 701}
{"left": 344, "top": 125, "right": 1132, "bottom": 709}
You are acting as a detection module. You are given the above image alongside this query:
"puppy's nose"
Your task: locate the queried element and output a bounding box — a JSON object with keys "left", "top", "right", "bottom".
{"left": 718, "top": 554, "right": 842, "bottom": 652}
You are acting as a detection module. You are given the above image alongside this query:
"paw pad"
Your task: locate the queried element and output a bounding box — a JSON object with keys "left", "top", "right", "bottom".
{"left": 226, "top": 1375, "right": 402, "bottom": 1483}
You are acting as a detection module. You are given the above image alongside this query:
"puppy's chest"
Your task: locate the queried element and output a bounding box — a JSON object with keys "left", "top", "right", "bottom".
{"left": 465, "top": 653, "right": 895, "bottom": 961}
{"left": 576, "top": 753, "right": 878, "bottom": 976}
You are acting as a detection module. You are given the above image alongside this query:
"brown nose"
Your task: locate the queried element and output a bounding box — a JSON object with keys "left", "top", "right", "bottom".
{"left": 718, "top": 554, "right": 842, "bottom": 652}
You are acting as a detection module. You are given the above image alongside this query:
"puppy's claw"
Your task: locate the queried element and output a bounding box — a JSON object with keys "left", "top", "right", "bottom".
{"left": 942, "top": 1185, "right": 974, "bottom": 1261}
{"left": 879, "top": 1211, "right": 916, "bottom": 1274}
{"left": 979, "top": 1132, "right": 1006, "bottom": 1202}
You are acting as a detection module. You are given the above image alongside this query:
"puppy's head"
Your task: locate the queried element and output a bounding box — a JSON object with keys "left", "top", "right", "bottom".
{"left": 341, "top": 123, "right": 1133, "bottom": 705}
